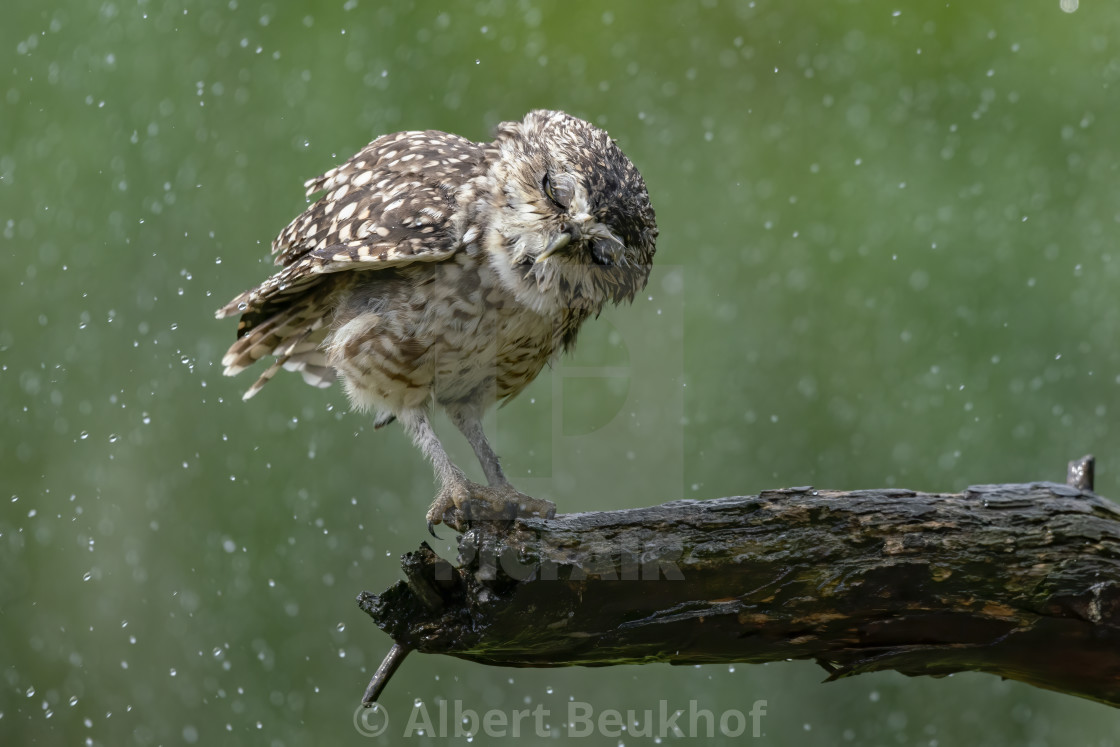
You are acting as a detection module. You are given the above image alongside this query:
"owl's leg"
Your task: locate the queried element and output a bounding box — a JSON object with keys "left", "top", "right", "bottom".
{"left": 447, "top": 407, "right": 556, "bottom": 524}
{"left": 447, "top": 409, "right": 507, "bottom": 487}
{"left": 399, "top": 407, "right": 555, "bottom": 533}
{"left": 397, "top": 409, "right": 473, "bottom": 533}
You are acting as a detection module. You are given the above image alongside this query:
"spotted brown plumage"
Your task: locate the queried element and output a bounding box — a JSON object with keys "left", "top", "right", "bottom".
{"left": 216, "top": 110, "right": 657, "bottom": 531}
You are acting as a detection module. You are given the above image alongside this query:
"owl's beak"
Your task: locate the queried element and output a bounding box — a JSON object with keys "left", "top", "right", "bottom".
{"left": 536, "top": 233, "right": 570, "bottom": 263}
{"left": 536, "top": 222, "right": 582, "bottom": 263}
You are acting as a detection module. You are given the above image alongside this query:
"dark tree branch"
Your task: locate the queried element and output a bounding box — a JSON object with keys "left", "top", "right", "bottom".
{"left": 358, "top": 456, "right": 1120, "bottom": 708}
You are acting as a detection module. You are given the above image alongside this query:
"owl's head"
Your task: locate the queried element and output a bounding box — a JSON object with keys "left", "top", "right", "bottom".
{"left": 480, "top": 110, "right": 658, "bottom": 316}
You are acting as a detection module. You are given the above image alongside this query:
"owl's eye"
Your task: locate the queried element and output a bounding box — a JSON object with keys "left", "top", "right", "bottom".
{"left": 542, "top": 173, "right": 568, "bottom": 210}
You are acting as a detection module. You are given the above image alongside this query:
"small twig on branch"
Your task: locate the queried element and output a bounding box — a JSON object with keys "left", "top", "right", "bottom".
{"left": 361, "top": 643, "right": 412, "bottom": 706}
{"left": 357, "top": 456, "right": 1120, "bottom": 707}
{"left": 1068, "top": 453, "right": 1095, "bottom": 492}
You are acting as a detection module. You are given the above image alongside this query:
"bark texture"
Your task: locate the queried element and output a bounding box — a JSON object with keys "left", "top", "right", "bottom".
{"left": 358, "top": 470, "right": 1120, "bottom": 707}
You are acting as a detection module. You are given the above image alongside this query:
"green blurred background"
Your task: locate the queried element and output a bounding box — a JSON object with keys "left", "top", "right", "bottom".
{"left": 4, "top": 0, "right": 1119, "bottom": 744}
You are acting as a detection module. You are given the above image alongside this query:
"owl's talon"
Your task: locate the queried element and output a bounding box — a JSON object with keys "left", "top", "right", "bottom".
{"left": 426, "top": 520, "right": 440, "bottom": 539}
{"left": 426, "top": 481, "right": 555, "bottom": 534}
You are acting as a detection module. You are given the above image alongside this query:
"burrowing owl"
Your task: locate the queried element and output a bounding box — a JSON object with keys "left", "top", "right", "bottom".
{"left": 216, "top": 110, "right": 657, "bottom": 532}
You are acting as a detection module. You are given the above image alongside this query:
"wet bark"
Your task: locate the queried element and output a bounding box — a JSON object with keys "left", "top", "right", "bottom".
{"left": 358, "top": 457, "right": 1120, "bottom": 708}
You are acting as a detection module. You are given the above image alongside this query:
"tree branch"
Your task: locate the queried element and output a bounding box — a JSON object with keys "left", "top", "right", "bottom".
{"left": 357, "top": 456, "right": 1120, "bottom": 708}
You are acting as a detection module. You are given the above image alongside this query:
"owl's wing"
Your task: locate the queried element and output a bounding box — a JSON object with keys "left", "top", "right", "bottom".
{"left": 215, "top": 129, "right": 488, "bottom": 395}
{"left": 217, "top": 129, "right": 487, "bottom": 322}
